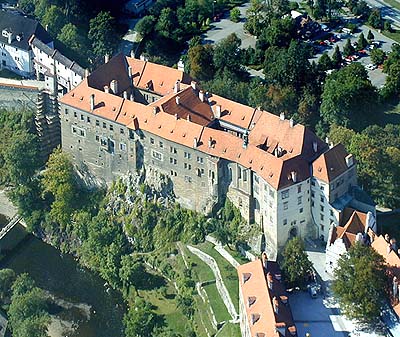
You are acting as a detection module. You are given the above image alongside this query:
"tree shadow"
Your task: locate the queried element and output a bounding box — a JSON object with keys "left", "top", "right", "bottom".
{"left": 136, "top": 271, "right": 166, "bottom": 290}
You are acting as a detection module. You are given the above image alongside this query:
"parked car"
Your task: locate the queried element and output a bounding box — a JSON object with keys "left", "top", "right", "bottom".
{"left": 365, "top": 63, "right": 377, "bottom": 70}
{"left": 307, "top": 283, "right": 321, "bottom": 299}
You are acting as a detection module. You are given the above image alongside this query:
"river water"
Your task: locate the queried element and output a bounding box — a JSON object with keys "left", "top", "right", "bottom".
{"left": 1, "top": 231, "right": 125, "bottom": 337}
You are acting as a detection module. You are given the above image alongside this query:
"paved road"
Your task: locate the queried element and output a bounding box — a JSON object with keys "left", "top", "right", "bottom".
{"left": 311, "top": 25, "right": 395, "bottom": 87}
{"left": 202, "top": 3, "right": 256, "bottom": 49}
{"left": 364, "top": 0, "right": 400, "bottom": 27}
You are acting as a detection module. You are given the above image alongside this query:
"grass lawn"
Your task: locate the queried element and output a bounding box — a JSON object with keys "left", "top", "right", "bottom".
{"left": 382, "top": 29, "right": 400, "bottom": 44}
{"left": 225, "top": 246, "right": 250, "bottom": 265}
{"left": 216, "top": 322, "right": 241, "bottom": 337}
{"left": 383, "top": 0, "right": 400, "bottom": 11}
{"left": 196, "top": 242, "right": 239, "bottom": 312}
{"left": 378, "top": 212, "right": 400, "bottom": 241}
{"left": 0, "top": 68, "right": 23, "bottom": 80}
{"left": 203, "top": 283, "right": 231, "bottom": 323}
{"left": 182, "top": 245, "right": 214, "bottom": 282}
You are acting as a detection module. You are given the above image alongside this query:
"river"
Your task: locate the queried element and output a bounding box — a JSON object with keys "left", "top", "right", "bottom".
{"left": 0, "top": 228, "right": 125, "bottom": 337}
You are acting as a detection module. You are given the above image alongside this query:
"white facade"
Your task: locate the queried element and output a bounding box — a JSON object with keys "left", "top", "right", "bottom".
{"left": 0, "top": 39, "right": 33, "bottom": 76}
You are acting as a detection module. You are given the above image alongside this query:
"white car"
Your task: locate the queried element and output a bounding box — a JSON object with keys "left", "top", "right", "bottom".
{"left": 365, "top": 63, "right": 377, "bottom": 70}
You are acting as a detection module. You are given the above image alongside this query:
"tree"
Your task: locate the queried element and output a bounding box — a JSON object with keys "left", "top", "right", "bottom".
{"left": 343, "top": 38, "right": 355, "bottom": 57}
{"left": 331, "top": 45, "right": 343, "bottom": 68}
{"left": 57, "top": 23, "right": 84, "bottom": 53}
{"left": 124, "top": 298, "right": 157, "bottom": 337}
{"left": 88, "top": 11, "right": 118, "bottom": 59}
{"left": 384, "top": 20, "right": 392, "bottom": 32}
{"left": 230, "top": 8, "right": 241, "bottom": 22}
{"left": 119, "top": 255, "right": 147, "bottom": 292}
{"left": 0, "top": 269, "right": 16, "bottom": 304}
{"left": 213, "top": 33, "right": 242, "bottom": 74}
{"left": 321, "top": 63, "right": 378, "bottom": 130}
{"left": 333, "top": 243, "right": 387, "bottom": 324}
{"left": 34, "top": 0, "right": 52, "bottom": 20}
{"left": 42, "top": 5, "right": 67, "bottom": 37}
{"left": 367, "top": 29, "right": 375, "bottom": 41}
{"left": 41, "top": 148, "right": 77, "bottom": 227}
{"left": 18, "top": 0, "right": 36, "bottom": 15}
{"left": 356, "top": 32, "right": 368, "bottom": 50}
{"left": 155, "top": 8, "right": 177, "bottom": 39}
{"left": 318, "top": 52, "right": 332, "bottom": 71}
{"left": 282, "top": 237, "right": 313, "bottom": 288}
{"left": 370, "top": 48, "right": 385, "bottom": 65}
{"left": 135, "top": 15, "right": 156, "bottom": 38}
{"left": 187, "top": 44, "right": 215, "bottom": 81}
{"left": 368, "top": 8, "right": 383, "bottom": 29}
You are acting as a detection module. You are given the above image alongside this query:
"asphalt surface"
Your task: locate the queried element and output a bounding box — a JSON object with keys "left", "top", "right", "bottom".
{"left": 364, "top": 0, "right": 400, "bottom": 28}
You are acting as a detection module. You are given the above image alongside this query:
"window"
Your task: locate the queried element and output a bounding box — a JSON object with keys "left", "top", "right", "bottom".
{"left": 120, "top": 143, "right": 126, "bottom": 151}
{"left": 254, "top": 184, "right": 259, "bottom": 195}
{"left": 320, "top": 224, "right": 325, "bottom": 231}
{"left": 150, "top": 138, "right": 155, "bottom": 145}
{"left": 243, "top": 170, "right": 247, "bottom": 182}
{"left": 74, "top": 111, "right": 77, "bottom": 118}
{"left": 184, "top": 163, "right": 192, "bottom": 170}
{"left": 110, "top": 124, "right": 114, "bottom": 131}
{"left": 254, "top": 175, "right": 259, "bottom": 184}
{"left": 311, "top": 191, "right": 315, "bottom": 198}
{"left": 320, "top": 196, "right": 324, "bottom": 203}
{"left": 299, "top": 208, "right": 303, "bottom": 213}
{"left": 269, "top": 189, "right": 275, "bottom": 198}
{"left": 311, "top": 179, "right": 316, "bottom": 186}
{"left": 184, "top": 176, "right": 192, "bottom": 183}
{"left": 281, "top": 190, "right": 289, "bottom": 199}
{"left": 297, "top": 185, "right": 301, "bottom": 193}
{"left": 197, "top": 156, "right": 204, "bottom": 164}
{"left": 65, "top": 109, "right": 69, "bottom": 115}
{"left": 96, "top": 120, "right": 99, "bottom": 126}
{"left": 72, "top": 126, "right": 77, "bottom": 133}
{"left": 103, "top": 122, "right": 106, "bottom": 129}
{"left": 320, "top": 205, "right": 324, "bottom": 212}
{"left": 80, "top": 114, "right": 84, "bottom": 121}
{"left": 330, "top": 210, "right": 334, "bottom": 217}
{"left": 283, "top": 219, "right": 287, "bottom": 226}
{"left": 184, "top": 151, "right": 191, "bottom": 159}
{"left": 320, "top": 184, "right": 325, "bottom": 191}
{"left": 298, "top": 196, "right": 302, "bottom": 205}
{"left": 159, "top": 141, "right": 164, "bottom": 148}
{"left": 320, "top": 214, "right": 324, "bottom": 221}
{"left": 80, "top": 129, "right": 85, "bottom": 137}
{"left": 87, "top": 116, "right": 90, "bottom": 123}
{"left": 151, "top": 150, "right": 163, "bottom": 161}
{"left": 312, "top": 201, "right": 315, "bottom": 207}
{"left": 283, "top": 202, "right": 288, "bottom": 210}
{"left": 120, "top": 128, "right": 125, "bottom": 135}
{"left": 170, "top": 146, "right": 177, "bottom": 154}
{"left": 95, "top": 135, "right": 99, "bottom": 141}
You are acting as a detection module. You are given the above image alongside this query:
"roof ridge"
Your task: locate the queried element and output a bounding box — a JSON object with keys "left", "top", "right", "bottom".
{"left": 136, "top": 60, "right": 147, "bottom": 89}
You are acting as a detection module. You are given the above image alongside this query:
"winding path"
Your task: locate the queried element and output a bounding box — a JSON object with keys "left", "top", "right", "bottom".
{"left": 187, "top": 245, "right": 238, "bottom": 320}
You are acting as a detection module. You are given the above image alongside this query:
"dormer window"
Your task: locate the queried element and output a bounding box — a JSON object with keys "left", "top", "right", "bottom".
{"left": 242, "top": 273, "right": 251, "bottom": 284}
{"left": 251, "top": 313, "right": 260, "bottom": 325}
{"left": 247, "top": 296, "right": 256, "bottom": 307}
{"left": 2, "top": 29, "right": 9, "bottom": 38}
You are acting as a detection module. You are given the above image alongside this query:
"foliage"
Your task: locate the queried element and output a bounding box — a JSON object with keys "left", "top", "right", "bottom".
{"left": 8, "top": 274, "right": 50, "bottom": 337}
{"left": 367, "top": 29, "right": 375, "bottom": 41}
{"left": 320, "top": 63, "right": 378, "bottom": 130}
{"left": 135, "top": 15, "right": 156, "bottom": 38}
{"left": 0, "top": 269, "right": 16, "bottom": 304}
{"left": 187, "top": 44, "right": 215, "bottom": 81}
{"left": 370, "top": 48, "right": 385, "bottom": 65}
{"left": 88, "top": 11, "right": 118, "bottom": 60}
{"left": 57, "top": 23, "right": 85, "bottom": 54}
{"left": 356, "top": 32, "right": 368, "bottom": 50}
{"left": 318, "top": 52, "right": 332, "bottom": 71}
{"left": 382, "top": 43, "right": 400, "bottom": 99}
{"left": 282, "top": 237, "right": 313, "bottom": 288}
{"left": 343, "top": 38, "right": 355, "bottom": 57}
{"left": 42, "top": 5, "right": 67, "bottom": 37}
{"left": 368, "top": 8, "right": 383, "bottom": 29}
{"left": 333, "top": 243, "right": 388, "bottom": 324}
{"left": 124, "top": 298, "right": 158, "bottom": 337}
{"left": 230, "top": 8, "right": 241, "bottom": 23}
{"left": 213, "top": 33, "right": 243, "bottom": 75}
{"left": 331, "top": 45, "right": 343, "bottom": 68}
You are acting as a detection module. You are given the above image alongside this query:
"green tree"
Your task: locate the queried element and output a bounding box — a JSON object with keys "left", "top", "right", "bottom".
{"left": 230, "top": 7, "right": 241, "bottom": 22}
{"left": 0, "top": 269, "right": 16, "bottom": 304}
{"left": 384, "top": 20, "right": 392, "bottom": 32}
{"left": 343, "top": 38, "right": 355, "bottom": 57}
{"left": 331, "top": 45, "right": 343, "bottom": 68}
{"left": 135, "top": 15, "right": 156, "bottom": 38}
{"left": 356, "top": 32, "right": 368, "bottom": 50}
{"left": 213, "top": 33, "right": 242, "bottom": 74}
{"left": 18, "top": 0, "right": 36, "bottom": 14}
{"left": 333, "top": 243, "right": 387, "bottom": 324}
{"left": 41, "top": 148, "right": 77, "bottom": 227}
{"left": 318, "top": 52, "right": 333, "bottom": 71}
{"left": 34, "top": 0, "right": 52, "bottom": 20}
{"left": 42, "top": 5, "right": 67, "bottom": 37}
{"left": 370, "top": 48, "right": 385, "bottom": 65}
{"left": 88, "top": 11, "right": 118, "bottom": 59}
{"left": 282, "top": 237, "right": 313, "bottom": 288}
{"left": 124, "top": 298, "right": 157, "bottom": 337}
{"left": 368, "top": 8, "right": 383, "bottom": 29}
{"left": 367, "top": 29, "right": 374, "bottom": 41}
{"left": 119, "top": 255, "right": 147, "bottom": 293}
{"left": 320, "top": 62, "right": 378, "bottom": 130}
{"left": 155, "top": 8, "right": 177, "bottom": 39}
{"left": 57, "top": 23, "right": 84, "bottom": 53}
{"left": 187, "top": 44, "right": 215, "bottom": 81}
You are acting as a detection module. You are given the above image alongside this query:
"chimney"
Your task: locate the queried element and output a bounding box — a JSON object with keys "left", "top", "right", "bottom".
{"left": 214, "top": 104, "right": 222, "bottom": 119}
{"left": 84, "top": 68, "right": 90, "bottom": 78}
{"left": 289, "top": 118, "right": 294, "bottom": 127}
{"left": 153, "top": 106, "right": 158, "bottom": 115}
{"left": 104, "top": 85, "right": 110, "bottom": 93}
{"left": 385, "top": 233, "right": 390, "bottom": 242}
{"left": 128, "top": 66, "right": 133, "bottom": 78}
{"left": 7, "top": 32, "right": 12, "bottom": 44}
{"left": 193, "top": 137, "right": 198, "bottom": 148}
{"left": 273, "top": 297, "right": 279, "bottom": 314}
{"left": 366, "top": 211, "right": 376, "bottom": 233}
{"left": 123, "top": 91, "right": 128, "bottom": 99}
{"left": 174, "top": 80, "right": 181, "bottom": 93}
{"left": 280, "top": 295, "right": 288, "bottom": 304}
{"left": 387, "top": 243, "right": 392, "bottom": 255}
{"left": 130, "top": 93, "right": 134, "bottom": 101}
{"left": 280, "top": 112, "right": 285, "bottom": 121}
{"left": 208, "top": 137, "right": 213, "bottom": 148}
{"left": 291, "top": 171, "right": 297, "bottom": 183}
{"left": 261, "top": 252, "right": 268, "bottom": 269}
{"left": 187, "top": 115, "right": 191, "bottom": 122}
{"left": 391, "top": 238, "right": 397, "bottom": 251}
{"left": 174, "top": 113, "right": 178, "bottom": 120}
{"left": 313, "top": 141, "right": 318, "bottom": 153}
{"left": 267, "top": 272, "right": 273, "bottom": 290}
{"left": 355, "top": 232, "right": 363, "bottom": 243}
{"left": 199, "top": 90, "right": 205, "bottom": 102}
{"left": 105, "top": 54, "right": 110, "bottom": 63}
{"left": 130, "top": 49, "right": 135, "bottom": 58}
{"left": 175, "top": 96, "right": 180, "bottom": 105}
{"left": 191, "top": 81, "right": 197, "bottom": 90}
{"left": 110, "top": 80, "right": 119, "bottom": 94}
{"left": 325, "top": 136, "right": 329, "bottom": 144}
{"left": 345, "top": 154, "right": 354, "bottom": 168}
{"left": 242, "top": 131, "right": 249, "bottom": 149}
{"left": 90, "top": 94, "right": 95, "bottom": 111}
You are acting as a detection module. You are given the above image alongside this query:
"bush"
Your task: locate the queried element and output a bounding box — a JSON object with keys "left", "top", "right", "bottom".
{"left": 230, "top": 8, "right": 240, "bottom": 23}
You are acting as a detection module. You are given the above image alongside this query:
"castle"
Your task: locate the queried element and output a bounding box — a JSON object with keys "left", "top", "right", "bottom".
{"left": 59, "top": 54, "right": 374, "bottom": 256}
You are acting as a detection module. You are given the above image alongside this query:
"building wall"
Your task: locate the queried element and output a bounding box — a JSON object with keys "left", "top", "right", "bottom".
{"left": 0, "top": 43, "right": 32, "bottom": 75}
{"left": 238, "top": 286, "right": 251, "bottom": 337}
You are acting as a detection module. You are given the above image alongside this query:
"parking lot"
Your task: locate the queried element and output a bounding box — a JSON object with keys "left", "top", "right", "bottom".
{"left": 310, "top": 25, "right": 395, "bottom": 88}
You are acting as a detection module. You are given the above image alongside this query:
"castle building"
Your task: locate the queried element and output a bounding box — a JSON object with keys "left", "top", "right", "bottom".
{"left": 237, "top": 254, "right": 297, "bottom": 337}
{"left": 59, "top": 54, "right": 371, "bottom": 256}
